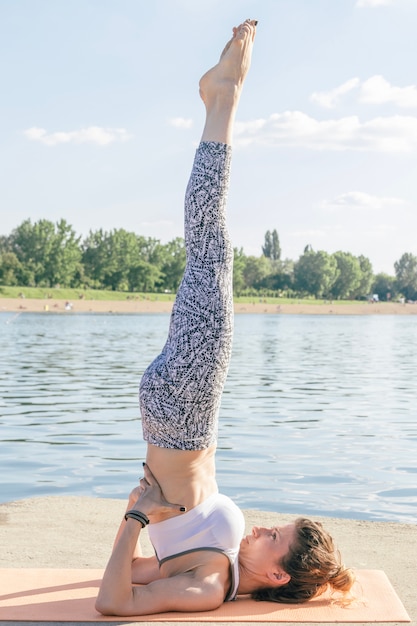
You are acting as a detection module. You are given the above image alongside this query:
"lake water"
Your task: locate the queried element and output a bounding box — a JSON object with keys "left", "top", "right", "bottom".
{"left": 1, "top": 311, "right": 416, "bottom": 524}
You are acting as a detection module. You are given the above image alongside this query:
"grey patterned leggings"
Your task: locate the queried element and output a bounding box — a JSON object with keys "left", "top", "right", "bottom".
{"left": 139, "top": 141, "right": 234, "bottom": 450}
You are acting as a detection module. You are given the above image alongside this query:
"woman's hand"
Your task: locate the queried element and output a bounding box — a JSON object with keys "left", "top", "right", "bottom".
{"left": 129, "top": 463, "right": 187, "bottom": 519}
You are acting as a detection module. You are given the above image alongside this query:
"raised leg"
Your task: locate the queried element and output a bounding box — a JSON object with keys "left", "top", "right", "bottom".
{"left": 140, "top": 20, "right": 257, "bottom": 451}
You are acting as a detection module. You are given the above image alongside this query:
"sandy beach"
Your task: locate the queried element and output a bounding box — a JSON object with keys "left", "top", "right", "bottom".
{"left": 1, "top": 297, "right": 416, "bottom": 315}
{"left": 0, "top": 496, "right": 415, "bottom": 626}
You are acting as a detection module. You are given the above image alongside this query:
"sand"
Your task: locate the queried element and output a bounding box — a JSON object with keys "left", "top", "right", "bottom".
{"left": 1, "top": 297, "right": 416, "bottom": 315}
{"left": 0, "top": 495, "right": 415, "bottom": 626}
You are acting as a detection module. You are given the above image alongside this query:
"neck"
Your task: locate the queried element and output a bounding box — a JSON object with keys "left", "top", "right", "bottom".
{"left": 237, "top": 561, "right": 264, "bottom": 595}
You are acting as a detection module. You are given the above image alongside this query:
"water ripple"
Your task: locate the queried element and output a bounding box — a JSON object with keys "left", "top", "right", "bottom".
{"left": 1, "top": 311, "right": 416, "bottom": 522}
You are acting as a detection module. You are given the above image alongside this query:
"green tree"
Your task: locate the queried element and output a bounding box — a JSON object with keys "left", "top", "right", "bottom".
{"left": 271, "top": 229, "right": 281, "bottom": 261}
{"left": 46, "top": 219, "right": 82, "bottom": 287}
{"left": 0, "top": 235, "right": 9, "bottom": 253}
{"left": 262, "top": 231, "right": 272, "bottom": 258}
{"left": 157, "top": 238, "right": 186, "bottom": 292}
{"left": 107, "top": 229, "right": 142, "bottom": 291}
{"left": 233, "top": 247, "right": 246, "bottom": 296}
{"left": 330, "top": 251, "right": 362, "bottom": 299}
{"left": 83, "top": 229, "right": 146, "bottom": 291}
{"left": 8, "top": 218, "right": 81, "bottom": 287}
{"left": 372, "top": 273, "right": 397, "bottom": 301}
{"left": 0, "top": 251, "right": 23, "bottom": 286}
{"left": 243, "top": 255, "right": 271, "bottom": 289}
{"left": 139, "top": 236, "right": 164, "bottom": 265}
{"left": 394, "top": 252, "right": 417, "bottom": 300}
{"left": 9, "top": 219, "right": 54, "bottom": 286}
{"left": 353, "top": 255, "right": 374, "bottom": 300}
{"left": 294, "top": 249, "right": 338, "bottom": 298}
{"left": 128, "top": 259, "right": 162, "bottom": 292}
{"left": 81, "top": 229, "right": 110, "bottom": 288}
{"left": 82, "top": 229, "right": 165, "bottom": 292}
{"left": 258, "top": 258, "right": 294, "bottom": 292}
{"left": 262, "top": 229, "right": 281, "bottom": 260}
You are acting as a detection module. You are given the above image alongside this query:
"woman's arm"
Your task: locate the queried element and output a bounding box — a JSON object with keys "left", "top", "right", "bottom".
{"left": 97, "top": 521, "right": 227, "bottom": 616}
{"left": 112, "top": 486, "right": 143, "bottom": 555}
{"left": 96, "top": 517, "right": 145, "bottom": 614}
{"left": 96, "top": 464, "right": 189, "bottom": 615}
{"left": 109, "top": 484, "right": 160, "bottom": 584}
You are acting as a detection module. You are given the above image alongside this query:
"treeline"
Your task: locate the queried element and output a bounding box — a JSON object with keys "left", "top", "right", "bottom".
{"left": 1, "top": 219, "right": 417, "bottom": 301}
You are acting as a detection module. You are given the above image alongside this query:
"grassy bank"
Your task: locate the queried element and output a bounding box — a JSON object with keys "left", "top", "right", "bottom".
{"left": 0, "top": 285, "right": 175, "bottom": 303}
{"left": 0, "top": 285, "right": 361, "bottom": 307}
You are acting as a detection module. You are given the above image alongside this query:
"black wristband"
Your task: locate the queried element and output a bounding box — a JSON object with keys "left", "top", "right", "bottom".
{"left": 124, "top": 510, "right": 150, "bottom": 527}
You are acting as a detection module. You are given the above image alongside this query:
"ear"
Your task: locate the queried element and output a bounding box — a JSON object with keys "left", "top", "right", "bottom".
{"left": 267, "top": 568, "right": 291, "bottom": 587}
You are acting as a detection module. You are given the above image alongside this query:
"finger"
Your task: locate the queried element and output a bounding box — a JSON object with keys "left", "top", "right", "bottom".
{"left": 159, "top": 496, "right": 187, "bottom": 513}
{"left": 139, "top": 477, "right": 148, "bottom": 490}
{"left": 143, "top": 462, "right": 160, "bottom": 487}
{"left": 168, "top": 502, "right": 187, "bottom": 513}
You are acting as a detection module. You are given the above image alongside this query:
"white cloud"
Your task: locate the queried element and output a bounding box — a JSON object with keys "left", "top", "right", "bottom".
{"left": 311, "top": 75, "right": 417, "bottom": 109}
{"left": 168, "top": 117, "right": 193, "bottom": 129}
{"left": 360, "top": 75, "right": 417, "bottom": 108}
{"left": 356, "top": 0, "right": 394, "bottom": 7}
{"left": 235, "top": 111, "right": 417, "bottom": 152}
{"left": 317, "top": 191, "right": 405, "bottom": 212}
{"left": 310, "top": 78, "right": 360, "bottom": 109}
{"left": 23, "top": 126, "right": 132, "bottom": 146}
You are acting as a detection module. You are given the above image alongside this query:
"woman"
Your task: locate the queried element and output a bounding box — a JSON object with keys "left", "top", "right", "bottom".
{"left": 96, "top": 19, "right": 354, "bottom": 617}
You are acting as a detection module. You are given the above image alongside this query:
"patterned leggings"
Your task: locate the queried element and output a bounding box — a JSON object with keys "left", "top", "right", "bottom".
{"left": 140, "top": 141, "right": 234, "bottom": 450}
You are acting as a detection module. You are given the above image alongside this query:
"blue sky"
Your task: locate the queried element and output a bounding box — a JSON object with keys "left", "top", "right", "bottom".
{"left": 1, "top": 0, "right": 416, "bottom": 275}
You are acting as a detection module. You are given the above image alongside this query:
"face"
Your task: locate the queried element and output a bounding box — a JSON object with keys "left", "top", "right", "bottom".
{"left": 239, "top": 522, "right": 297, "bottom": 583}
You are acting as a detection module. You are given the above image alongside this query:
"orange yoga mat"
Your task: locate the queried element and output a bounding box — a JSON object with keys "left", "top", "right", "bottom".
{"left": 0, "top": 568, "right": 410, "bottom": 622}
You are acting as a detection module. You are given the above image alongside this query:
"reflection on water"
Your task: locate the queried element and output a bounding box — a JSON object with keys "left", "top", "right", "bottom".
{"left": 1, "top": 311, "right": 416, "bottom": 523}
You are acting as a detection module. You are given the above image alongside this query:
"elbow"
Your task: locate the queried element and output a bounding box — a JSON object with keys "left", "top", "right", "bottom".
{"left": 95, "top": 593, "right": 118, "bottom": 616}
{"left": 95, "top": 598, "right": 111, "bottom": 616}
{"left": 95, "top": 590, "right": 134, "bottom": 617}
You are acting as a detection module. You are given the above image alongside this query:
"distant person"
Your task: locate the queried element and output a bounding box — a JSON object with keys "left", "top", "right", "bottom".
{"left": 96, "top": 20, "right": 354, "bottom": 617}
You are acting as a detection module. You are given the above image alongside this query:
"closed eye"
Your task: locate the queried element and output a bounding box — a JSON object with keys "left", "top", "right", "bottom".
{"left": 271, "top": 527, "right": 281, "bottom": 541}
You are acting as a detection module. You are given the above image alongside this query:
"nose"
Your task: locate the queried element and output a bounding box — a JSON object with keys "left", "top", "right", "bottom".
{"left": 252, "top": 526, "right": 266, "bottom": 537}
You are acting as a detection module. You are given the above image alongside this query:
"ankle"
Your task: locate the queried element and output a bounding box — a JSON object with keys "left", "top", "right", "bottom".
{"left": 200, "top": 108, "right": 237, "bottom": 144}
{"left": 200, "top": 80, "right": 241, "bottom": 110}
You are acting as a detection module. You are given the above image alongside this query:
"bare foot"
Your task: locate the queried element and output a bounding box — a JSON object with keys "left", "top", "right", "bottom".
{"left": 199, "top": 19, "right": 257, "bottom": 108}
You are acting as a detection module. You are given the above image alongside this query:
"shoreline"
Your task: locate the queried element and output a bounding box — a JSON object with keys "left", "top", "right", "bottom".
{"left": 1, "top": 297, "right": 416, "bottom": 315}
{"left": 0, "top": 495, "right": 415, "bottom": 625}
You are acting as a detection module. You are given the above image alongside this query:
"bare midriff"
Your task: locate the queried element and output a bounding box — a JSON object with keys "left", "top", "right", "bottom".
{"left": 145, "top": 443, "right": 218, "bottom": 521}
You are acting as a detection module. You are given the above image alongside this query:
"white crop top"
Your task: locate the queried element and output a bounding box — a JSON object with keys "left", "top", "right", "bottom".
{"left": 148, "top": 491, "right": 245, "bottom": 601}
